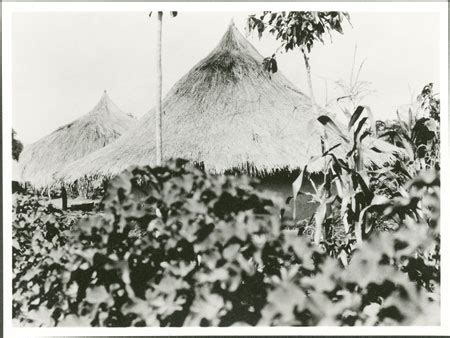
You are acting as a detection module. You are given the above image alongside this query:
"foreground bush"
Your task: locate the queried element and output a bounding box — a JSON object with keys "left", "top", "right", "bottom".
{"left": 12, "top": 195, "right": 87, "bottom": 325}
{"left": 12, "top": 160, "right": 439, "bottom": 326}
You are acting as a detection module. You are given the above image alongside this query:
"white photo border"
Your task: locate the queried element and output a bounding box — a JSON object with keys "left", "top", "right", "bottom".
{"left": 2, "top": 1, "right": 448, "bottom": 336}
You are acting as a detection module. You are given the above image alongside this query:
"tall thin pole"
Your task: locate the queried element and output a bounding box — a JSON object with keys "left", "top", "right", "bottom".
{"left": 155, "top": 11, "right": 163, "bottom": 165}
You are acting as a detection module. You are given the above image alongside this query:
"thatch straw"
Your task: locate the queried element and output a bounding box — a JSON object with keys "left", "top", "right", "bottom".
{"left": 57, "top": 22, "right": 403, "bottom": 185}
{"left": 18, "top": 91, "right": 136, "bottom": 188}
{"left": 12, "top": 160, "right": 21, "bottom": 182}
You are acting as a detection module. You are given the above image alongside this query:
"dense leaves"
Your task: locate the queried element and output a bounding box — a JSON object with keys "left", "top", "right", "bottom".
{"left": 378, "top": 83, "right": 440, "bottom": 172}
{"left": 248, "top": 12, "right": 350, "bottom": 53}
{"left": 291, "top": 81, "right": 440, "bottom": 260}
{"left": 248, "top": 10, "right": 351, "bottom": 146}
{"left": 293, "top": 105, "right": 399, "bottom": 250}
{"left": 13, "top": 159, "right": 439, "bottom": 326}
{"left": 262, "top": 55, "right": 278, "bottom": 74}
{"left": 12, "top": 195, "right": 87, "bottom": 326}
{"left": 12, "top": 129, "right": 24, "bottom": 161}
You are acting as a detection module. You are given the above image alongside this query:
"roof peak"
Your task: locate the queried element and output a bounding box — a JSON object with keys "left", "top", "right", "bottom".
{"left": 216, "top": 21, "right": 245, "bottom": 50}
{"left": 91, "top": 89, "right": 119, "bottom": 114}
{"left": 99, "top": 89, "right": 111, "bottom": 104}
{"left": 211, "top": 20, "right": 262, "bottom": 62}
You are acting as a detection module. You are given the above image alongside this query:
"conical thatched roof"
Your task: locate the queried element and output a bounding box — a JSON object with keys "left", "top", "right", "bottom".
{"left": 57, "top": 22, "right": 402, "bottom": 185}
{"left": 19, "top": 91, "right": 136, "bottom": 188}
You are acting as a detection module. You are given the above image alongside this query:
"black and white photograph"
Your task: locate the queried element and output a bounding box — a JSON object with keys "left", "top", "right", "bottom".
{"left": 2, "top": 1, "right": 448, "bottom": 335}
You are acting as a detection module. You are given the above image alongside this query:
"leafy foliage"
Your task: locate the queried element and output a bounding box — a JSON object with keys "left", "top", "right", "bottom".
{"left": 378, "top": 83, "right": 440, "bottom": 172}
{"left": 289, "top": 94, "right": 441, "bottom": 287}
{"left": 262, "top": 54, "right": 278, "bottom": 74}
{"left": 293, "top": 106, "right": 396, "bottom": 249}
{"left": 248, "top": 11, "right": 350, "bottom": 53}
{"left": 419, "top": 83, "right": 440, "bottom": 122}
{"left": 247, "top": 11, "right": 351, "bottom": 146}
{"left": 12, "top": 129, "right": 24, "bottom": 161}
{"left": 12, "top": 194, "right": 87, "bottom": 326}
{"left": 13, "top": 160, "right": 439, "bottom": 326}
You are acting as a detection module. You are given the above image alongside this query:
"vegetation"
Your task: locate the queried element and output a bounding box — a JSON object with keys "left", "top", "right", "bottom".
{"left": 248, "top": 11, "right": 350, "bottom": 118}
{"left": 12, "top": 129, "right": 24, "bottom": 161}
{"left": 12, "top": 9, "right": 440, "bottom": 327}
{"left": 327, "top": 45, "right": 374, "bottom": 118}
{"left": 377, "top": 83, "right": 440, "bottom": 172}
{"left": 13, "top": 130, "right": 440, "bottom": 326}
{"left": 292, "top": 83, "right": 439, "bottom": 253}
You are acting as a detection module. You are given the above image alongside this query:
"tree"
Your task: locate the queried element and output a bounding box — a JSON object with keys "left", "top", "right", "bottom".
{"left": 149, "top": 11, "right": 177, "bottom": 165}
{"left": 12, "top": 129, "right": 23, "bottom": 161}
{"left": 248, "top": 12, "right": 353, "bottom": 247}
{"left": 248, "top": 12, "right": 350, "bottom": 147}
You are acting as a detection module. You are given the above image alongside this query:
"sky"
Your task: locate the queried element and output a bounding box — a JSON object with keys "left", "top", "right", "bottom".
{"left": 11, "top": 11, "right": 440, "bottom": 144}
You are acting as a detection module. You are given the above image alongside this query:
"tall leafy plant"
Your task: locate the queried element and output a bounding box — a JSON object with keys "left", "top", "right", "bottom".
{"left": 378, "top": 83, "right": 440, "bottom": 172}
{"left": 333, "top": 46, "right": 374, "bottom": 118}
{"left": 248, "top": 12, "right": 350, "bottom": 119}
{"left": 291, "top": 106, "right": 403, "bottom": 256}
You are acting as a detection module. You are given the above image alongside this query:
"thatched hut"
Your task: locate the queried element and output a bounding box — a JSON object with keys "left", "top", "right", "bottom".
{"left": 19, "top": 91, "right": 136, "bottom": 189}
{"left": 57, "top": 22, "right": 401, "bottom": 192}
{"left": 57, "top": 23, "right": 327, "bottom": 183}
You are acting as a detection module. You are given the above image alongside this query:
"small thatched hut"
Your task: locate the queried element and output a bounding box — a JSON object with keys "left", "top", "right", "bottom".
{"left": 57, "top": 22, "right": 401, "bottom": 188}
{"left": 19, "top": 91, "right": 136, "bottom": 188}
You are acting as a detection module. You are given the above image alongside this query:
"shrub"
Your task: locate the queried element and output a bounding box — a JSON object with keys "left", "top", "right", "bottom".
{"left": 12, "top": 160, "right": 439, "bottom": 326}
{"left": 378, "top": 83, "right": 440, "bottom": 172}
{"left": 12, "top": 194, "right": 86, "bottom": 325}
